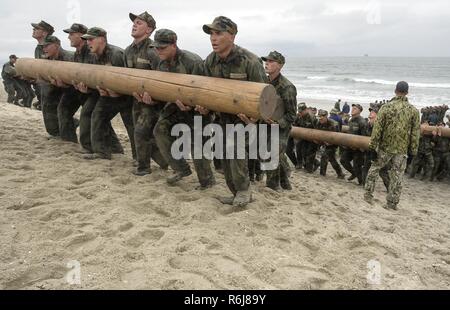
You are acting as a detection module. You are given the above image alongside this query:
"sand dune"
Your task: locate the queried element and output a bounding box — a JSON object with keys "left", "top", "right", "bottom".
{"left": 0, "top": 94, "right": 449, "bottom": 290}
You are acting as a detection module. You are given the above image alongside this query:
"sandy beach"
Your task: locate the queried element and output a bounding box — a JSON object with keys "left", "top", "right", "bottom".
{"left": 0, "top": 88, "right": 449, "bottom": 290}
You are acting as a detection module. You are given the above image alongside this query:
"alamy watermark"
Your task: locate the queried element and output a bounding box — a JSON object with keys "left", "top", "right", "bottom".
{"left": 66, "top": 260, "right": 81, "bottom": 285}
{"left": 367, "top": 259, "right": 382, "bottom": 285}
{"left": 170, "top": 116, "right": 280, "bottom": 171}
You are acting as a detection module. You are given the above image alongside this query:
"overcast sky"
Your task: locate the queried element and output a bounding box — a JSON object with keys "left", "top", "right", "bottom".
{"left": 1, "top": 0, "right": 450, "bottom": 61}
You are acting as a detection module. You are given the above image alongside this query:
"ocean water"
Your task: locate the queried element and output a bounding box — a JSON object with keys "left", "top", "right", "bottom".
{"left": 283, "top": 57, "right": 450, "bottom": 109}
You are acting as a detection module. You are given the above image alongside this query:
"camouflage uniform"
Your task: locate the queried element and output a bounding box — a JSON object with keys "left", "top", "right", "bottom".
{"left": 153, "top": 31, "right": 215, "bottom": 186}
{"left": 365, "top": 95, "right": 421, "bottom": 209}
{"left": 410, "top": 135, "right": 434, "bottom": 180}
{"left": 202, "top": 17, "right": 268, "bottom": 203}
{"left": 2, "top": 60, "right": 18, "bottom": 103}
{"left": 123, "top": 14, "right": 167, "bottom": 172}
{"left": 431, "top": 134, "right": 450, "bottom": 181}
{"left": 296, "top": 111, "right": 319, "bottom": 172}
{"left": 57, "top": 23, "right": 91, "bottom": 143}
{"left": 32, "top": 21, "right": 54, "bottom": 110}
{"left": 340, "top": 107, "right": 368, "bottom": 184}
{"left": 39, "top": 36, "right": 74, "bottom": 137}
{"left": 315, "top": 113, "right": 345, "bottom": 178}
{"left": 82, "top": 28, "right": 135, "bottom": 160}
{"left": 363, "top": 120, "right": 390, "bottom": 190}
{"left": 261, "top": 51, "right": 297, "bottom": 190}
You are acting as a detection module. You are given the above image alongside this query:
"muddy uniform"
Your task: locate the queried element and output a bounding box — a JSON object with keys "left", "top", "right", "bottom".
{"left": 57, "top": 42, "right": 92, "bottom": 143}
{"left": 315, "top": 118, "right": 345, "bottom": 178}
{"left": 88, "top": 43, "right": 136, "bottom": 159}
{"left": 153, "top": 47, "right": 215, "bottom": 187}
{"left": 123, "top": 37, "right": 167, "bottom": 171}
{"left": 41, "top": 47, "right": 74, "bottom": 137}
{"left": 340, "top": 115, "right": 368, "bottom": 184}
{"left": 203, "top": 44, "right": 268, "bottom": 196}
{"left": 265, "top": 72, "right": 297, "bottom": 190}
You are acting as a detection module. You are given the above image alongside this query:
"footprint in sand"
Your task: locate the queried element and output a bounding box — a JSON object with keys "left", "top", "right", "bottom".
{"left": 125, "top": 229, "right": 165, "bottom": 248}
{"left": 7, "top": 200, "right": 45, "bottom": 211}
{"left": 3, "top": 264, "right": 67, "bottom": 290}
{"left": 65, "top": 232, "right": 97, "bottom": 249}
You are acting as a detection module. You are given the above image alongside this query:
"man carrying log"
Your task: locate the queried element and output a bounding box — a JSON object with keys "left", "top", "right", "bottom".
{"left": 315, "top": 110, "right": 345, "bottom": 179}
{"left": 81, "top": 27, "right": 135, "bottom": 161}
{"left": 340, "top": 103, "right": 368, "bottom": 185}
{"left": 151, "top": 29, "right": 216, "bottom": 189}
{"left": 55, "top": 23, "right": 90, "bottom": 144}
{"left": 125, "top": 11, "right": 168, "bottom": 175}
{"left": 40, "top": 36, "right": 74, "bottom": 138}
{"left": 260, "top": 51, "right": 297, "bottom": 191}
{"left": 364, "top": 81, "right": 421, "bottom": 210}
{"left": 200, "top": 16, "right": 268, "bottom": 208}
{"left": 31, "top": 20, "right": 54, "bottom": 111}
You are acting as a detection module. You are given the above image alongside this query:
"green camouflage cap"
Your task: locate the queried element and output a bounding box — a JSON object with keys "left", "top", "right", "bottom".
{"left": 151, "top": 29, "right": 177, "bottom": 48}
{"left": 63, "top": 23, "right": 88, "bottom": 34}
{"left": 129, "top": 11, "right": 156, "bottom": 29}
{"left": 203, "top": 16, "right": 238, "bottom": 35}
{"left": 31, "top": 20, "right": 55, "bottom": 35}
{"left": 352, "top": 103, "right": 364, "bottom": 112}
{"left": 261, "top": 51, "right": 286, "bottom": 65}
{"left": 39, "top": 35, "right": 61, "bottom": 46}
{"left": 9, "top": 55, "right": 18, "bottom": 59}
{"left": 81, "top": 27, "right": 107, "bottom": 40}
{"left": 318, "top": 109, "right": 328, "bottom": 117}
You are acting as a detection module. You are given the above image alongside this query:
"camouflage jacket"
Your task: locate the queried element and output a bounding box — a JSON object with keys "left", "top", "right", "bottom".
{"left": 295, "top": 112, "right": 317, "bottom": 129}
{"left": 417, "top": 135, "right": 434, "bottom": 153}
{"left": 432, "top": 136, "right": 450, "bottom": 154}
{"left": 315, "top": 118, "right": 339, "bottom": 132}
{"left": 49, "top": 48, "right": 74, "bottom": 62}
{"left": 369, "top": 96, "right": 421, "bottom": 156}
{"left": 315, "top": 118, "right": 339, "bottom": 148}
{"left": 91, "top": 44, "right": 124, "bottom": 67}
{"left": 270, "top": 73, "right": 297, "bottom": 130}
{"left": 203, "top": 44, "right": 268, "bottom": 124}
{"left": 348, "top": 115, "right": 368, "bottom": 136}
{"left": 124, "top": 38, "right": 159, "bottom": 70}
{"left": 158, "top": 48, "right": 204, "bottom": 118}
{"left": 2, "top": 61, "right": 16, "bottom": 80}
{"left": 74, "top": 43, "right": 93, "bottom": 64}
{"left": 34, "top": 45, "right": 45, "bottom": 59}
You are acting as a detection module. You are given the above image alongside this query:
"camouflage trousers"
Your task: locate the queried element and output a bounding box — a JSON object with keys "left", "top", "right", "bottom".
{"left": 340, "top": 148, "right": 365, "bottom": 184}
{"left": 79, "top": 92, "right": 123, "bottom": 154}
{"left": 153, "top": 104, "right": 214, "bottom": 186}
{"left": 432, "top": 152, "right": 450, "bottom": 180}
{"left": 320, "top": 146, "right": 344, "bottom": 177}
{"left": 365, "top": 150, "right": 408, "bottom": 207}
{"left": 133, "top": 101, "right": 167, "bottom": 170}
{"left": 220, "top": 123, "right": 250, "bottom": 196}
{"left": 57, "top": 87, "right": 84, "bottom": 143}
{"left": 91, "top": 96, "right": 136, "bottom": 160}
{"left": 410, "top": 151, "right": 434, "bottom": 179}
{"left": 265, "top": 127, "right": 291, "bottom": 188}
{"left": 286, "top": 137, "right": 298, "bottom": 167}
{"left": 41, "top": 84, "right": 63, "bottom": 137}
{"left": 16, "top": 79, "right": 35, "bottom": 108}
{"left": 3, "top": 80, "right": 16, "bottom": 103}
{"left": 363, "top": 151, "right": 390, "bottom": 190}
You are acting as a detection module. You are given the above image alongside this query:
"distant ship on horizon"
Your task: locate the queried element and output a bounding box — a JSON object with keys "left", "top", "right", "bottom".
{"left": 364, "top": 54, "right": 369, "bottom": 57}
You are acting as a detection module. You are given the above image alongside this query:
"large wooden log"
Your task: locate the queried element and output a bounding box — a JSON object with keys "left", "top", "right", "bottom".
{"left": 291, "top": 127, "right": 370, "bottom": 150}
{"left": 342, "top": 125, "right": 450, "bottom": 138}
{"left": 15, "top": 58, "right": 279, "bottom": 120}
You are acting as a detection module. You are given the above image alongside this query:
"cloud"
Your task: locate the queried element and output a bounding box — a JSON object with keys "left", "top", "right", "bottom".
{"left": 0, "top": 0, "right": 449, "bottom": 61}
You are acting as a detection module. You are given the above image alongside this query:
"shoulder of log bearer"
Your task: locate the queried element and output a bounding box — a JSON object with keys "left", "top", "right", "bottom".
{"left": 177, "top": 49, "right": 203, "bottom": 74}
